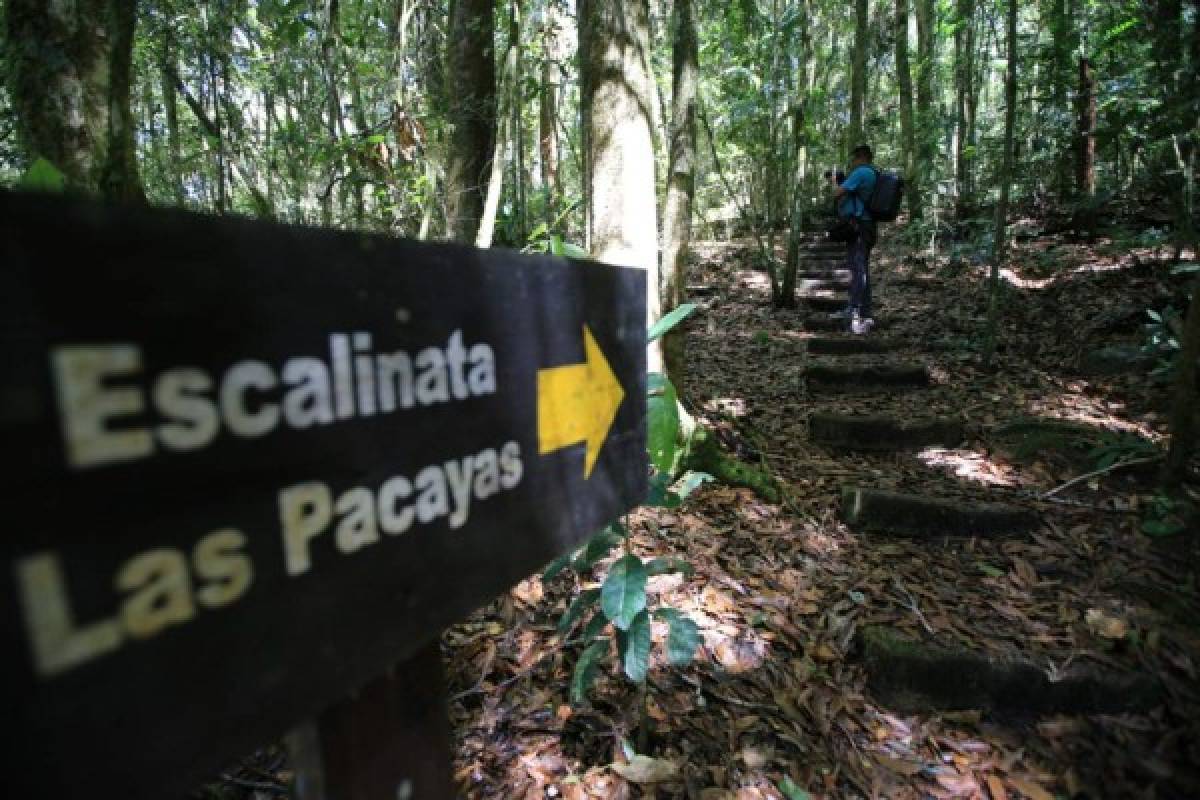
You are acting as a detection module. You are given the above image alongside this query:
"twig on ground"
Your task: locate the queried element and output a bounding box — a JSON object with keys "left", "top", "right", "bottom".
{"left": 1040, "top": 455, "right": 1163, "bottom": 498}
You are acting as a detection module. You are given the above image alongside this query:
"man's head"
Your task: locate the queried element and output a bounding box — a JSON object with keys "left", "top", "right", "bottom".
{"left": 850, "top": 144, "right": 873, "bottom": 166}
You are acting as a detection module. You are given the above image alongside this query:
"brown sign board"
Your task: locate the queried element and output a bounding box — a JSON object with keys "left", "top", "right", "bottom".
{"left": 0, "top": 192, "right": 647, "bottom": 797}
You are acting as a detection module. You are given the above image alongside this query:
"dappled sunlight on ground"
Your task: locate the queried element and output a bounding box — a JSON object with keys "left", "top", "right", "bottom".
{"left": 1027, "top": 391, "right": 1165, "bottom": 443}
{"left": 916, "top": 447, "right": 1022, "bottom": 488}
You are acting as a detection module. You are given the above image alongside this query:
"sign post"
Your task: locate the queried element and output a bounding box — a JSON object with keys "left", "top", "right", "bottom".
{"left": 0, "top": 192, "right": 647, "bottom": 798}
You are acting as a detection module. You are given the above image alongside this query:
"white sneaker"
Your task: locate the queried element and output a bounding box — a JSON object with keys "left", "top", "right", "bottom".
{"left": 851, "top": 316, "right": 874, "bottom": 335}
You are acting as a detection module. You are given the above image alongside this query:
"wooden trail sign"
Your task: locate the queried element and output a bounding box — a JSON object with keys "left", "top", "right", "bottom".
{"left": 0, "top": 192, "right": 648, "bottom": 798}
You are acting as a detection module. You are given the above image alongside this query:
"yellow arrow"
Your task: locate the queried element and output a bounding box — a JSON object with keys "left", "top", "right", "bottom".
{"left": 537, "top": 325, "right": 626, "bottom": 478}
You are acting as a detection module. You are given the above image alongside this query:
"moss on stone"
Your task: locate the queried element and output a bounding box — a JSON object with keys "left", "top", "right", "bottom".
{"left": 683, "top": 426, "right": 780, "bottom": 503}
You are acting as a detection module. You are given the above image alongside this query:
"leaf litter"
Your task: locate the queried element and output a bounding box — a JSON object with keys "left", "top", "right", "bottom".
{"left": 440, "top": 230, "right": 1200, "bottom": 798}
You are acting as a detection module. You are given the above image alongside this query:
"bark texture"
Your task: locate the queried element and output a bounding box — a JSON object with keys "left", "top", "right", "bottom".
{"left": 896, "top": 0, "right": 919, "bottom": 218}
{"left": 661, "top": 0, "right": 699, "bottom": 387}
{"left": 5, "top": 0, "right": 144, "bottom": 201}
{"left": 579, "top": 0, "right": 662, "bottom": 371}
{"left": 1076, "top": 57, "right": 1096, "bottom": 198}
{"left": 444, "top": 0, "right": 496, "bottom": 243}
{"left": 850, "top": 0, "right": 868, "bottom": 149}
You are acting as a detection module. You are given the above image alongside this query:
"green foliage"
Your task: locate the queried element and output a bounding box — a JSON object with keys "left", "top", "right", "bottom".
{"left": 602, "top": 555, "right": 648, "bottom": 630}
{"left": 19, "top": 158, "right": 66, "bottom": 192}
{"left": 618, "top": 610, "right": 652, "bottom": 681}
{"left": 777, "top": 777, "right": 813, "bottom": 800}
{"left": 648, "top": 303, "right": 698, "bottom": 342}
{"left": 1142, "top": 306, "right": 1186, "bottom": 381}
{"left": 547, "top": 348, "right": 701, "bottom": 703}
{"left": 1140, "top": 492, "right": 1191, "bottom": 538}
{"left": 570, "top": 640, "right": 609, "bottom": 704}
{"left": 1087, "top": 432, "right": 1160, "bottom": 470}
{"left": 647, "top": 373, "right": 680, "bottom": 473}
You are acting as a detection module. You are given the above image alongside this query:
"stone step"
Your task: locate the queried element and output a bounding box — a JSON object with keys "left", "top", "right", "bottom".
{"left": 803, "top": 295, "right": 847, "bottom": 313}
{"left": 797, "top": 277, "right": 850, "bottom": 293}
{"left": 840, "top": 487, "right": 1038, "bottom": 537}
{"left": 806, "top": 363, "right": 927, "bottom": 390}
{"left": 797, "top": 269, "right": 852, "bottom": 281}
{"left": 806, "top": 337, "right": 893, "bottom": 355}
{"left": 809, "top": 413, "right": 962, "bottom": 451}
{"left": 803, "top": 313, "right": 883, "bottom": 332}
{"left": 858, "top": 626, "right": 1161, "bottom": 715}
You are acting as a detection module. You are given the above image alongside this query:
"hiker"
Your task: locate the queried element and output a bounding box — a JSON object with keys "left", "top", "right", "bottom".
{"left": 829, "top": 144, "right": 878, "bottom": 335}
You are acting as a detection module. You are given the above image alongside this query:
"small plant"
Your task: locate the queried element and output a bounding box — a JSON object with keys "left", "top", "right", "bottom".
{"left": 752, "top": 330, "right": 770, "bottom": 347}
{"left": 1141, "top": 492, "right": 1190, "bottom": 538}
{"left": 1087, "top": 431, "right": 1161, "bottom": 470}
{"left": 544, "top": 303, "right": 709, "bottom": 703}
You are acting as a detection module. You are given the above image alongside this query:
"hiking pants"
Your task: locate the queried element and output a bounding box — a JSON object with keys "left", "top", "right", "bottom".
{"left": 845, "top": 220, "right": 877, "bottom": 317}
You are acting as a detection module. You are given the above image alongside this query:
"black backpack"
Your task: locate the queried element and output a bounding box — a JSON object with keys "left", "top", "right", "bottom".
{"left": 867, "top": 168, "right": 905, "bottom": 222}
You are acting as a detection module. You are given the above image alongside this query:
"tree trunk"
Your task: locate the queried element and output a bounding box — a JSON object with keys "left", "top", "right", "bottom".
{"left": 983, "top": 0, "right": 1018, "bottom": 367}
{"left": 953, "top": 0, "right": 975, "bottom": 213}
{"left": 445, "top": 0, "right": 496, "bottom": 243}
{"left": 160, "top": 32, "right": 186, "bottom": 206}
{"left": 579, "top": 0, "right": 662, "bottom": 372}
{"left": 476, "top": 3, "right": 520, "bottom": 249}
{"left": 915, "top": 0, "right": 935, "bottom": 216}
{"left": 538, "top": 8, "right": 561, "bottom": 218}
{"left": 850, "top": 0, "right": 868, "bottom": 150}
{"left": 1165, "top": 274, "right": 1200, "bottom": 482}
{"left": 5, "top": 0, "right": 144, "bottom": 201}
{"left": 896, "top": 0, "right": 920, "bottom": 219}
{"left": 661, "top": 0, "right": 698, "bottom": 387}
{"left": 1048, "top": 0, "right": 1075, "bottom": 196}
{"left": 1076, "top": 57, "right": 1096, "bottom": 198}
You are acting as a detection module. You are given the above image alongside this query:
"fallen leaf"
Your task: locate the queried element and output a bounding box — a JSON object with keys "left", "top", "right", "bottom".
{"left": 1085, "top": 608, "right": 1129, "bottom": 640}
{"left": 985, "top": 775, "right": 1008, "bottom": 800}
{"left": 1007, "top": 776, "right": 1054, "bottom": 800}
{"left": 812, "top": 642, "right": 839, "bottom": 662}
{"left": 610, "top": 755, "right": 680, "bottom": 784}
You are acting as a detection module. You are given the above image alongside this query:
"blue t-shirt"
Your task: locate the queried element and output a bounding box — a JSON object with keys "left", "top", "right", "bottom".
{"left": 839, "top": 165, "right": 877, "bottom": 220}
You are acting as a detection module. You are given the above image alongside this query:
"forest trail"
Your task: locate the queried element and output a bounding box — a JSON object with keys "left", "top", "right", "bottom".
{"left": 444, "top": 230, "right": 1200, "bottom": 799}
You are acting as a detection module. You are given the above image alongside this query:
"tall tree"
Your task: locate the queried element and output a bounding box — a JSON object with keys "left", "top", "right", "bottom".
{"left": 5, "top": 0, "right": 144, "bottom": 201}
{"left": 661, "top": 0, "right": 699, "bottom": 387}
{"left": 1076, "top": 56, "right": 1096, "bottom": 197}
{"left": 850, "top": 0, "right": 868, "bottom": 149}
{"left": 579, "top": 0, "right": 662, "bottom": 371}
{"left": 914, "top": 0, "right": 935, "bottom": 215}
{"left": 538, "top": 6, "right": 562, "bottom": 216}
{"left": 984, "top": 0, "right": 1018, "bottom": 366}
{"left": 896, "top": 0, "right": 920, "bottom": 218}
{"left": 953, "top": 0, "right": 976, "bottom": 212}
{"left": 444, "top": 0, "right": 496, "bottom": 243}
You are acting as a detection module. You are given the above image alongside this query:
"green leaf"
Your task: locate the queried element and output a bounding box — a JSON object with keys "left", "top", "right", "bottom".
{"left": 977, "top": 562, "right": 1005, "bottom": 578}
{"left": 573, "top": 526, "right": 626, "bottom": 571}
{"left": 1171, "top": 262, "right": 1200, "bottom": 275}
{"left": 777, "top": 777, "right": 812, "bottom": 800}
{"left": 365, "top": 133, "right": 386, "bottom": 144}
{"left": 1142, "top": 518, "right": 1186, "bottom": 537}
{"left": 570, "top": 639, "right": 609, "bottom": 704}
{"left": 558, "top": 240, "right": 590, "bottom": 258}
{"left": 558, "top": 588, "right": 602, "bottom": 633}
{"left": 646, "top": 373, "right": 680, "bottom": 473}
{"left": 645, "top": 470, "right": 682, "bottom": 508}
{"left": 645, "top": 557, "right": 694, "bottom": 577}
{"left": 581, "top": 611, "right": 610, "bottom": 642}
{"left": 542, "top": 551, "right": 574, "bottom": 582}
{"left": 19, "top": 158, "right": 66, "bottom": 193}
{"left": 665, "top": 611, "right": 699, "bottom": 666}
{"left": 674, "top": 471, "right": 714, "bottom": 500}
{"left": 648, "top": 303, "right": 699, "bottom": 342}
{"left": 601, "top": 555, "right": 648, "bottom": 630}
{"left": 618, "top": 610, "right": 652, "bottom": 682}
